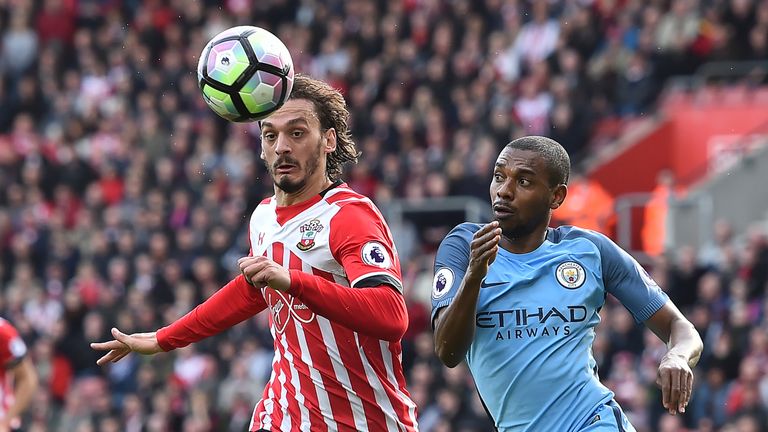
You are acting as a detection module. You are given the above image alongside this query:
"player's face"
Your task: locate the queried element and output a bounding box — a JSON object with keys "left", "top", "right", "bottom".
{"left": 260, "top": 99, "right": 336, "bottom": 194}
{"left": 490, "top": 148, "right": 566, "bottom": 239}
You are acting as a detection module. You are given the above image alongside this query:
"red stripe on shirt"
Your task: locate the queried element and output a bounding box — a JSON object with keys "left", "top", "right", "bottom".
{"left": 285, "top": 251, "right": 325, "bottom": 429}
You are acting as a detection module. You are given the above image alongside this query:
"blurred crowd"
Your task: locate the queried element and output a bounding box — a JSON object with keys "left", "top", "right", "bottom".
{"left": 1, "top": 0, "right": 768, "bottom": 431}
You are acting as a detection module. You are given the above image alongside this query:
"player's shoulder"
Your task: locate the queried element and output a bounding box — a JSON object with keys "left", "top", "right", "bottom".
{"left": 324, "top": 184, "right": 382, "bottom": 219}
{"left": 252, "top": 196, "right": 275, "bottom": 211}
{"left": 440, "top": 222, "right": 483, "bottom": 247}
{"left": 449, "top": 222, "right": 483, "bottom": 237}
{"left": 324, "top": 184, "right": 370, "bottom": 206}
{"left": 549, "top": 225, "right": 620, "bottom": 253}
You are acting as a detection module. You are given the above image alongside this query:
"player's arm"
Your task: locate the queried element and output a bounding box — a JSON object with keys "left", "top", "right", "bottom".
{"left": 2, "top": 357, "right": 38, "bottom": 427}
{"left": 433, "top": 222, "right": 500, "bottom": 368}
{"left": 239, "top": 256, "right": 407, "bottom": 341}
{"left": 91, "top": 274, "right": 267, "bottom": 365}
{"left": 239, "top": 202, "right": 409, "bottom": 341}
{"left": 645, "top": 301, "right": 702, "bottom": 416}
{"left": 591, "top": 230, "right": 702, "bottom": 416}
{"left": 290, "top": 269, "right": 407, "bottom": 342}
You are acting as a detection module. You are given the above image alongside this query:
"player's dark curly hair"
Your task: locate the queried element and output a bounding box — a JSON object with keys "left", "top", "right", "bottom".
{"left": 505, "top": 136, "right": 571, "bottom": 186}
{"left": 288, "top": 74, "right": 360, "bottom": 181}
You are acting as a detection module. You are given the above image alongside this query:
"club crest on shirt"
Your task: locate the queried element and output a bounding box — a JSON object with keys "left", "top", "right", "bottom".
{"left": 432, "top": 268, "right": 454, "bottom": 299}
{"left": 361, "top": 241, "right": 391, "bottom": 268}
{"left": 556, "top": 261, "right": 586, "bottom": 289}
{"left": 297, "top": 219, "right": 324, "bottom": 251}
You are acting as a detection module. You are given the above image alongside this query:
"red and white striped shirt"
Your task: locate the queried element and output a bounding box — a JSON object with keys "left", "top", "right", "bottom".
{"left": 0, "top": 318, "right": 27, "bottom": 425}
{"left": 158, "top": 184, "right": 418, "bottom": 431}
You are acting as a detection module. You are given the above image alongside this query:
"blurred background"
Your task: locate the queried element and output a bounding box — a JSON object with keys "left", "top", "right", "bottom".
{"left": 1, "top": 0, "right": 767, "bottom": 431}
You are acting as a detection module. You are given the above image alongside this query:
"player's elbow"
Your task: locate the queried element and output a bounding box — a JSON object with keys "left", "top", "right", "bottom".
{"left": 373, "top": 287, "right": 409, "bottom": 342}
{"left": 435, "top": 346, "right": 461, "bottom": 368}
{"left": 434, "top": 333, "right": 461, "bottom": 367}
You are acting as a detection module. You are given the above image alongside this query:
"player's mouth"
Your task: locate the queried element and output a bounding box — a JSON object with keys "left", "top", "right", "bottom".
{"left": 275, "top": 163, "right": 298, "bottom": 174}
{"left": 492, "top": 203, "right": 516, "bottom": 218}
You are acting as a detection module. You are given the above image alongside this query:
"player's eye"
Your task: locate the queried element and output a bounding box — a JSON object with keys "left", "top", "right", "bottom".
{"left": 291, "top": 130, "right": 304, "bottom": 138}
{"left": 263, "top": 132, "right": 276, "bottom": 141}
{"left": 519, "top": 178, "right": 531, "bottom": 186}
{"left": 493, "top": 172, "right": 504, "bottom": 181}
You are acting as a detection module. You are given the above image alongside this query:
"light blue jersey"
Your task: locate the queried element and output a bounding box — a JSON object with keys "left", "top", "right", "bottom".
{"left": 431, "top": 224, "right": 668, "bottom": 432}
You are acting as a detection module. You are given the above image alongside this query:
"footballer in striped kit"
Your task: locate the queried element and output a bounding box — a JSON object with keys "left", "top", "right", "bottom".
{"left": 91, "top": 75, "right": 418, "bottom": 432}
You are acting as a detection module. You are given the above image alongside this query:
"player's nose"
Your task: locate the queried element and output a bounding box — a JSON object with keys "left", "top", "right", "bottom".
{"left": 274, "top": 134, "right": 292, "bottom": 154}
{"left": 495, "top": 182, "right": 514, "bottom": 200}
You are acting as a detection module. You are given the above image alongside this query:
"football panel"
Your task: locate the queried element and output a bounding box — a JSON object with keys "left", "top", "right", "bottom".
{"left": 246, "top": 29, "right": 293, "bottom": 73}
{"left": 205, "top": 39, "right": 251, "bottom": 87}
{"left": 240, "top": 70, "right": 284, "bottom": 114}
{"left": 201, "top": 84, "right": 241, "bottom": 121}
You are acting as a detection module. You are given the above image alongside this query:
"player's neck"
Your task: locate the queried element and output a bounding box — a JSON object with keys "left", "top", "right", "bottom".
{"left": 274, "top": 176, "right": 334, "bottom": 207}
{"left": 499, "top": 227, "right": 549, "bottom": 254}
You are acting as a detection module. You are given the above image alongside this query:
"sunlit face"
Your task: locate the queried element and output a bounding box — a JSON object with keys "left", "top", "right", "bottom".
{"left": 490, "top": 148, "right": 565, "bottom": 239}
{"left": 260, "top": 99, "right": 335, "bottom": 194}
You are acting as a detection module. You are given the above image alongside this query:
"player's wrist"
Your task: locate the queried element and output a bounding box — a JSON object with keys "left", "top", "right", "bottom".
{"left": 463, "top": 272, "right": 485, "bottom": 288}
{"left": 286, "top": 269, "right": 304, "bottom": 296}
{"left": 663, "top": 350, "right": 689, "bottom": 363}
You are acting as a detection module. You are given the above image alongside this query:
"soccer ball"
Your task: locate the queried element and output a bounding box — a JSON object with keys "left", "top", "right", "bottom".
{"left": 197, "top": 26, "right": 294, "bottom": 122}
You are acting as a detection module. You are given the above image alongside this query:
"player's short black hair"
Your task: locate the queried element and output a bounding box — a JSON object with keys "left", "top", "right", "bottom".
{"left": 505, "top": 136, "right": 571, "bottom": 186}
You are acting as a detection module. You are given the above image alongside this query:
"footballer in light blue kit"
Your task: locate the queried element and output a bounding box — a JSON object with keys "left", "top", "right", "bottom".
{"left": 431, "top": 136, "right": 703, "bottom": 432}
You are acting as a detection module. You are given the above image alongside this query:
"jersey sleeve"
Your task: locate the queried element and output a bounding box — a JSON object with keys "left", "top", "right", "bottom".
{"left": 591, "top": 232, "right": 669, "bottom": 323}
{"left": 0, "top": 319, "right": 27, "bottom": 368}
{"left": 430, "top": 223, "right": 476, "bottom": 323}
{"left": 329, "top": 201, "right": 403, "bottom": 292}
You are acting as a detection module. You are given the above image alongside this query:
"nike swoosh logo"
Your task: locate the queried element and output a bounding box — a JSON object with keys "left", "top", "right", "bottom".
{"left": 480, "top": 280, "right": 507, "bottom": 289}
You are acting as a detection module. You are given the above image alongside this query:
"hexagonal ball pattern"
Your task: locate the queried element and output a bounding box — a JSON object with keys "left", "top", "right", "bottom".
{"left": 205, "top": 40, "right": 250, "bottom": 87}
{"left": 247, "top": 28, "right": 293, "bottom": 73}
{"left": 240, "top": 70, "right": 285, "bottom": 114}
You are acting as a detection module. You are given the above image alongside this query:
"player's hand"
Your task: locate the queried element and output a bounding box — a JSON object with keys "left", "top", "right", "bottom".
{"left": 238, "top": 256, "right": 291, "bottom": 292}
{"left": 657, "top": 351, "right": 693, "bottom": 415}
{"left": 466, "top": 221, "right": 501, "bottom": 282}
{"left": 90, "top": 328, "right": 162, "bottom": 366}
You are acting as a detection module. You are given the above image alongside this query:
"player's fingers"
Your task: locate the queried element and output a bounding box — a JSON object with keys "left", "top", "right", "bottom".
{"left": 473, "top": 221, "right": 499, "bottom": 239}
{"left": 472, "top": 224, "right": 501, "bottom": 243}
{"left": 238, "top": 256, "right": 261, "bottom": 272}
{"left": 471, "top": 229, "right": 502, "bottom": 252}
{"left": 488, "top": 244, "right": 499, "bottom": 265}
{"left": 111, "top": 328, "right": 135, "bottom": 348}
{"left": 669, "top": 370, "right": 681, "bottom": 415}
{"left": 486, "top": 245, "right": 499, "bottom": 265}
{"left": 96, "top": 349, "right": 123, "bottom": 366}
{"left": 479, "top": 242, "right": 499, "bottom": 261}
{"left": 680, "top": 371, "right": 693, "bottom": 412}
{"left": 658, "top": 369, "right": 671, "bottom": 411}
{"left": 243, "top": 261, "right": 270, "bottom": 280}
{"left": 90, "top": 339, "right": 125, "bottom": 351}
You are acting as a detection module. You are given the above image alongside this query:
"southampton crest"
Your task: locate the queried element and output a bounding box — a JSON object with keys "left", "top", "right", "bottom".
{"left": 297, "top": 219, "right": 324, "bottom": 251}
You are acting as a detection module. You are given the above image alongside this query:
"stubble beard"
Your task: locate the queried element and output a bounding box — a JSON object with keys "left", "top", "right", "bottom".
{"left": 498, "top": 204, "right": 550, "bottom": 240}
{"left": 271, "top": 140, "right": 324, "bottom": 194}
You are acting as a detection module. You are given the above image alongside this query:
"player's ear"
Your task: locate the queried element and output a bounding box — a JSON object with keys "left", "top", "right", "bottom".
{"left": 550, "top": 184, "right": 567, "bottom": 210}
{"left": 323, "top": 128, "right": 337, "bottom": 154}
